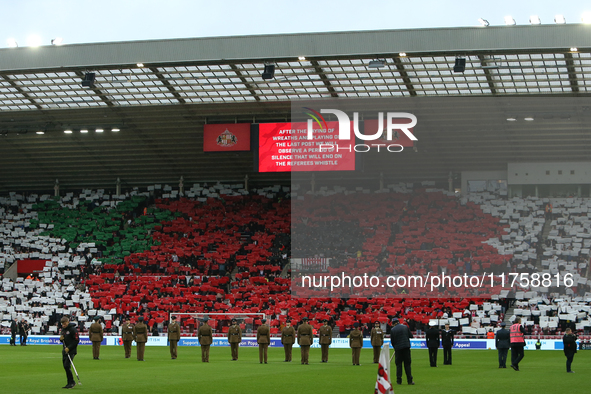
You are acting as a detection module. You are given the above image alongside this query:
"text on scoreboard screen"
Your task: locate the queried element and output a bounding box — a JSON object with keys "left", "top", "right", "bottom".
{"left": 258, "top": 121, "right": 355, "bottom": 172}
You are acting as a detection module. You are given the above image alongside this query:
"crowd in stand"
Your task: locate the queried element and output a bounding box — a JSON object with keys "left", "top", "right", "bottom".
{"left": 1, "top": 182, "right": 590, "bottom": 341}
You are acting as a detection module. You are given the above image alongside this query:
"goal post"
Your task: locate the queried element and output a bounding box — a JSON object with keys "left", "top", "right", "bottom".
{"left": 169, "top": 312, "right": 267, "bottom": 336}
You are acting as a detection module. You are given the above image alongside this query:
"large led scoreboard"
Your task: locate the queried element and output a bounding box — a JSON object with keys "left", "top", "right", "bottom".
{"left": 257, "top": 121, "right": 356, "bottom": 172}
{"left": 254, "top": 118, "right": 415, "bottom": 173}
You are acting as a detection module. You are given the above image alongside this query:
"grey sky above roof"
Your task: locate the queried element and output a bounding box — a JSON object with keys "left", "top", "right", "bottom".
{"left": 1, "top": 0, "right": 590, "bottom": 48}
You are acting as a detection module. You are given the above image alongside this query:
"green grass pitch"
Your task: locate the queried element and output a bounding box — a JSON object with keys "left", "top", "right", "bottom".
{"left": 1, "top": 346, "right": 588, "bottom": 393}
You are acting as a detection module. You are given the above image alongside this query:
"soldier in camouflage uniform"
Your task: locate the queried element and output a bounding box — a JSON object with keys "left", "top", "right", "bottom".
{"left": 227, "top": 318, "right": 242, "bottom": 361}
{"left": 168, "top": 316, "right": 181, "bottom": 359}
{"left": 133, "top": 316, "right": 148, "bottom": 361}
{"left": 121, "top": 317, "right": 134, "bottom": 358}
{"left": 198, "top": 317, "right": 213, "bottom": 362}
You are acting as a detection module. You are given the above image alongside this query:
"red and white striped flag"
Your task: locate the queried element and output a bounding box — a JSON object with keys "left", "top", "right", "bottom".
{"left": 374, "top": 344, "right": 393, "bottom": 394}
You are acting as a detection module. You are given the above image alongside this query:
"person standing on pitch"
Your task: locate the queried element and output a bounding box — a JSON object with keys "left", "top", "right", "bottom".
{"left": 19, "top": 318, "right": 30, "bottom": 346}
{"left": 495, "top": 322, "right": 510, "bottom": 368}
{"left": 281, "top": 320, "right": 296, "bottom": 362}
{"left": 10, "top": 317, "right": 18, "bottom": 346}
{"left": 510, "top": 317, "right": 526, "bottom": 371}
{"left": 426, "top": 321, "right": 440, "bottom": 367}
{"left": 133, "top": 316, "right": 148, "bottom": 361}
{"left": 59, "top": 316, "right": 79, "bottom": 389}
{"left": 349, "top": 322, "right": 363, "bottom": 366}
{"left": 441, "top": 322, "right": 455, "bottom": 365}
{"left": 228, "top": 318, "right": 242, "bottom": 361}
{"left": 257, "top": 318, "right": 270, "bottom": 364}
{"left": 390, "top": 318, "right": 414, "bottom": 385}
{"left": 297, "top": 317, "right": 313, "bottom": 365}
{"left": 168, "top": 315, "right": 181, "bottom": 360}
{"left": 319, "top": 319, "right": 332, "bottom": 363}
{"left": 371, "top": 321, "right": 384, "bottom": 363}
{"left": 563, "top": 328, "right": 577, "bottom": 373}
{"left": 121, "top": 317, "right": 134, "bottom": 358}
{"left": 89, "top": 316, "right": 103, "bottom": 360}
{"left": 198, "top": 316, "right": 212, "bottom": 362}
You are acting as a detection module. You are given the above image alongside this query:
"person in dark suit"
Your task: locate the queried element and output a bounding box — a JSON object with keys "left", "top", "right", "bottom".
{"left": 319, "top": 319, "right": 332, "bottom": 363}
{"left": 297, "top": 317, "right": 313, "bottom": 365}
{"left": 121, "top": 318, "right": 134, "bottom": 358}
{"left": 563, "top": 327, "right": 577, "bottom": 373}
{"left": 10, "top": 318, "right": 18, "bottom": 346}
{"left": 281, "top": 320, "right": 296, "bottom": 362}
{"left": 495, "top": 322, "right": 510, "bottom": 368}
{"left": 227, "top": 318, "right": 242, "bottom": 361}
{"left": 390, "top": 318, "right": 414, "bottom": 385}
{"left": 441, "top": 322, "right": 455, "bottom": 365}
{"left": 59, "top": 316, "right": 79, "bottom": 389}
{"left": 19, "top": 318, "right": 30, "bottom": 346}
{"left": 257, "top": 318, "right": 271, "bottom": 364}
{"left": 198, "top": 317, "right": 213, "bottom": 362}
{"left": 426, "top": 321, "right": 440, "bottom": 367}
{"left": 349, "top": 322, "right": 363, "bottom": 365}
{"left": 133, "top": 316, "right": 148, "bottom": 361}
{"left": 370, "top": 321, "right": 385, "bottom": 363}
{"left": 168, "top": 316, "right": 181, "bottom": 360}
{"left": 89, "top": 316, "right": 103, "bottom": 360}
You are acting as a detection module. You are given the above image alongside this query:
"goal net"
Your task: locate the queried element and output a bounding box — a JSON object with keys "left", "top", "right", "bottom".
{"left": 169, "top": 312, "right": 267, "bottom": 336}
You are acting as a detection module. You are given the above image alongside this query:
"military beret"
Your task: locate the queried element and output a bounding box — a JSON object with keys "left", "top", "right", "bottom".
{"left": 138, "top": 316, "right": 144, "bottom": 322}
{"left": 302, "top": 317, "right": 309, "bottom": 321}
{"left": 93, "top": 316, "right": 101, "bottom": 321}
{"left": 202, "top": 316, "right": 209, "bottom": 322}
{"left": 171, "top": 316, "right": 177, "bottom": 320}
{"left": 261, "top": 318, "right": 267, "bottom": 323}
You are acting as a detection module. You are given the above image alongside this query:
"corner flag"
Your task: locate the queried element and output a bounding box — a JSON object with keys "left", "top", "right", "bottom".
{"left": 374, "top": 343, "right": 393, "bottom": 394}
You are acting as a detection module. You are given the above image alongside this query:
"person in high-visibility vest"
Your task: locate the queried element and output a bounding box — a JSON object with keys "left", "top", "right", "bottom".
{"left": 509, "top": 317, "right": 526, "bottom": 371}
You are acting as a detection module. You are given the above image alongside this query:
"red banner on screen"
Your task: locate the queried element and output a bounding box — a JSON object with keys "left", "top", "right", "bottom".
{"left": 364, "top": 118, "right": 415, "bottom": 147}
{"left": 203, "top": 123, "right": 251, "bottom": 152}
{"left": 17, "top": 259, "right": 49, "bottom": 274}
{"left": 258, "top": 121, "right": 355, "bottom": 172}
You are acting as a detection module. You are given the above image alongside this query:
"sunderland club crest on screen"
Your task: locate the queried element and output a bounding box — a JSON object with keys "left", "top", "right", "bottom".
{"left": 216, "top": 129, "right": 238, "bottom": 147}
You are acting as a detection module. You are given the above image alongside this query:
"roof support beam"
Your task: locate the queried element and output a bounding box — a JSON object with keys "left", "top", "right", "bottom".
{"left": 563, "top": 53, "right": 580, "bottom": 94}
{"left": 74, "top": 71, "right": 115, "bottom": 107}
{"left": 477, "top": 55, "right": 497, "bottom": 95}
{"left": 229, "top": 64, "right": 261, "bottom": 101}
{"left": 392, "top": 58, "right": 416, "bottom": 97}
{"left": 149, "top": 67, "right": 186, "bottom": 104}
{"left": 309, "top": 60, "right": 338, "bottom": 98}
{"left": 0, "top": 74, "right": 42, "bottom": 110}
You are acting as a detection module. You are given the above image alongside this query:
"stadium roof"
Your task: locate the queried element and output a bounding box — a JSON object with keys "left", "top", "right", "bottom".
{"left": 0, "top": 25, "right": 590, "bottom": 191}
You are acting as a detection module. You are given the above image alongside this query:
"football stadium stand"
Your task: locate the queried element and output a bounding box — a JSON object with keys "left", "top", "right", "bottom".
{"left": 2, "top": 184, "right": 590, "bottom": 341}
